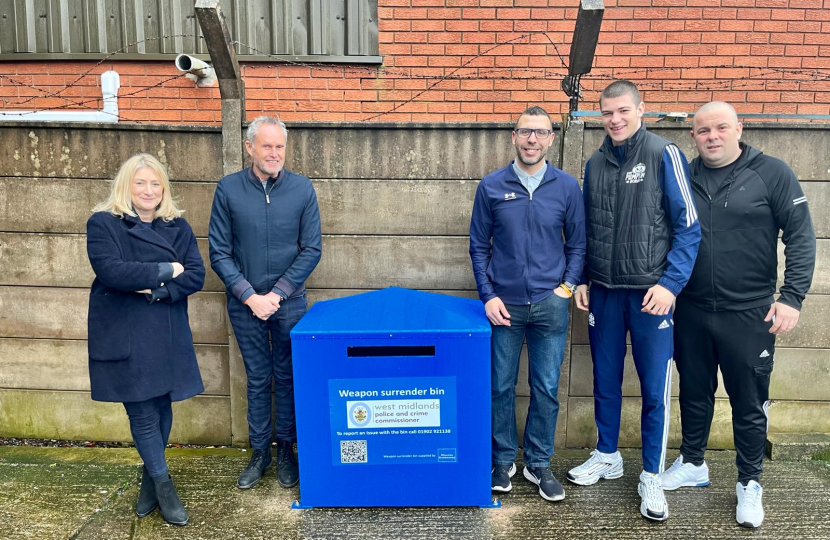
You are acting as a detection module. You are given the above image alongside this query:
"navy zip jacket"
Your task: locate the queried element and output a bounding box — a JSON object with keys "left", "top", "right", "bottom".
{"left": 469, "top": 160, "right": 586, "bottom": 305}
{"left": 209, "top": 167, "right": 322, "bottom": 303}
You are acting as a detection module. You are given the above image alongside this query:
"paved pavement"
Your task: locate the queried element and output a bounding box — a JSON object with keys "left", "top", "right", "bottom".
{"left": 1, "top": 446, "right": 829, "bottom": 540}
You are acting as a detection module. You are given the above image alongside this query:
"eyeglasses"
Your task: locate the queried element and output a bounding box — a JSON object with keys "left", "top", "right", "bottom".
{"left": 515, "top": 128, "right": 552, "bottom": 139}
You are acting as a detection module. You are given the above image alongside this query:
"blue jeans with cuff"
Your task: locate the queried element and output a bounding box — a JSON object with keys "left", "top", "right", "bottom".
{"left": 491, "top": 292, "right": 570, "bottom": 468}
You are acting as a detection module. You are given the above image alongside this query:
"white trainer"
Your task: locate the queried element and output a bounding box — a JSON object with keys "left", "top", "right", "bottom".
{"left": 660, "top": 455, "right": 710, "bottom": 491}
{"left": 566, "top": 450, "right": 624, "bottom": 486}
{"left": 736, "top": 480, "right": 764, "bottom": 528}
{"left": 638, "top": 471, "right": 669, "bottom": 521}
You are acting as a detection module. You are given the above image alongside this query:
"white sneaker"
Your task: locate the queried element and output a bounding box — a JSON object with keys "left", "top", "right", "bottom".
{"left": 566, "top": 450, "right": 624, "bottom": 486}
{"left": 736, "top": 480, "right": 764, "bottom": 528}
{"left": 660, "top": 455, "right": 710, "bottom": 491}
{"left": 638, "top": 471, "right": 669, "bottom": 521}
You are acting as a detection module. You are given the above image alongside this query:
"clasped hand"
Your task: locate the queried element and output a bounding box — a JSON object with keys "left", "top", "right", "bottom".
{"left": 246, "top": 292, "right": 282, "bottom": 320}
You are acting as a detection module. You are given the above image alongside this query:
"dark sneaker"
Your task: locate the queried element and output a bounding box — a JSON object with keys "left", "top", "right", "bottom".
{"left": 523, "top": 466, "right": 566, "bottom": 502}
{"left": 237, "top": 449, "right": 272, "bottom": 489}
{"left": 491, "top": 463, "right": 517, "bottom": 492}
{"left": 277, "top": 441, "right": 299, "bottom": 488}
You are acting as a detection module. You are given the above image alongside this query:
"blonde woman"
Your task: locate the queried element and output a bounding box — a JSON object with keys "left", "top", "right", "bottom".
{"left": 86, "top": 153, "right": 204, "bottom": 526}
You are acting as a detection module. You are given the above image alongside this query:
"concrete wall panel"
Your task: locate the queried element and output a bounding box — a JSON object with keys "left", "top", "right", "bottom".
{"left": 0, "top": 339, "right": 229, "bottom": 395}
{"left": 309, "top": 235, "right": 475, "bottom": 290}
{"left": 0, "top": 233, "right": 478, "bottom": 292}
{"left": 802, "top": 182, "right": 830, "bottom": 239}
{"left": 0, "top": 177, "right": 479, "bottom": 237}
{"left": 581, "top": 123, "right": 830, "bottom": 181}
{"left": 286, "top": 124, "right": 561, "bottom": 180}
{"left": 0, "top": 287, "right": 228, "bottom": 344}
{"left": 0, "top": 124, "right": 222, "bottom": 181}
{"left": 565, "top": 396, "right": 735, "bottom": 450}
{"left": 0, "top": 390, "right": 231, "bottom": 445}
{"left": 314, "top": 179, "right": 478, "bottom": 235}
{"left": 570, "top": 346, "right": 830, "bottom": 401}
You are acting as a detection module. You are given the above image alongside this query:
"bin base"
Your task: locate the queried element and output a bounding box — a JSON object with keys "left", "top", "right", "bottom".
{"left": 290, "top": 499, "right": 502, "bottom": 510}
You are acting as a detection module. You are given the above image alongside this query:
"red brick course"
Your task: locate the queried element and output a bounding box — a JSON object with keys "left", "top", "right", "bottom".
{"left": 1, "top": 0, "right": 829, "bottom": 123}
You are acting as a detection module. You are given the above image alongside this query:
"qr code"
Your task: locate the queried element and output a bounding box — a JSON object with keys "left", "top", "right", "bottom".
{"left": 340, "top": 440, "right": 367, "bottom": 463}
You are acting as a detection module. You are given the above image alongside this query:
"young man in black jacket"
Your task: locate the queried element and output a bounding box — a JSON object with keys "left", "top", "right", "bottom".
{"left": 660, "top": 102, "right": 816, "bottom": 528}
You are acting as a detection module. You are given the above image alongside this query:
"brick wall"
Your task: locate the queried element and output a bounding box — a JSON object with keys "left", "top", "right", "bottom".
{"left": 1, "top": 0, "right": 829, "bottom": 124}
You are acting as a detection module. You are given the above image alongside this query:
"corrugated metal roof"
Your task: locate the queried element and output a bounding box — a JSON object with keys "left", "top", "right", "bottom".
{"left": 0, "top": 0, "right": 379, "bottom": 61}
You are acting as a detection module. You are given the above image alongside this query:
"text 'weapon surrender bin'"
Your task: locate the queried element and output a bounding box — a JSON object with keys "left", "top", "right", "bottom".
{"left": 290, "top": 287, "right": 494, "bottom": 508}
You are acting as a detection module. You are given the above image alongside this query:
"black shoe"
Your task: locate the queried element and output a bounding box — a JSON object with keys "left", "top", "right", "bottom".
{"left": 523, "top": 466, "right": 566, "bottom": 502}
{"left": 135, "top": 466, "right": 158, "bottom": 518}
{"left": 237, "top": 448, "right": 272, "bottom": 489}
{"left": 152, "top": 475, "right": 188, "bottom": 526}
{"left": 491, "top": 463, "right": 516, "bottom": 492}
{"left": 276, "top": 441, "right": 299, "bottom": 488}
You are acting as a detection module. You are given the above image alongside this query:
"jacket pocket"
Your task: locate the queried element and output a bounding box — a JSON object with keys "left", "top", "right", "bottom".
{"left": 88, "top": 294, "right": 131, "bottom": 362}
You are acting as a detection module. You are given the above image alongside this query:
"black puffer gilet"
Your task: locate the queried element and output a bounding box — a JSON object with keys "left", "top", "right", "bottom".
{"left": 585, "top": 125, "right": 672, "bottom": 289}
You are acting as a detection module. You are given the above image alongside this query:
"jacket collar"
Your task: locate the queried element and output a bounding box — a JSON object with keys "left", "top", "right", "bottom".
{"left": 506, "top": 160, "right": 558, "bottom": 186}
{"left": 601, "top": 122, "right": 647, "bottom": 166}
{"left": 124, "top": 213, "right": 179, "bottom": 258}
{"left": 247, "top": 167, "right": 285, "bottom": 187}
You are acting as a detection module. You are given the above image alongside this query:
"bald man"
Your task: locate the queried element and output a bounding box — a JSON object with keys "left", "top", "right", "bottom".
{"left": 661, "top": 102, "right": 816, "bottom": 528}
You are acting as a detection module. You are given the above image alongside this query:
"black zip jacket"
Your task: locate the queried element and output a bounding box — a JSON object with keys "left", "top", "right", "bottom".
{"left": 681, "top": 143, "right": 815, "bottom": 311}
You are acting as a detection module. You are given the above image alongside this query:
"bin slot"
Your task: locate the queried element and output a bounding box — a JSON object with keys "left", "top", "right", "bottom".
{"left": 347, "top": 346, "right": 435, "bottom": 357}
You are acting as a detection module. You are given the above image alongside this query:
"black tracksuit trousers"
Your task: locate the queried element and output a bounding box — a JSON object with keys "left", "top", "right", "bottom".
{"left": 674, "top": 300, "right": 775, "bottom": 484}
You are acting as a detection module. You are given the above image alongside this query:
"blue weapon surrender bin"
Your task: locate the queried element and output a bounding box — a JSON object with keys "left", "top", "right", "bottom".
{"left": 290, "top": 287, "right": 494, "bottom": 508}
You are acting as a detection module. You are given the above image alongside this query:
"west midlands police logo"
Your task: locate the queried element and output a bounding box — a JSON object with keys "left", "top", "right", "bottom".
{"left": 349, "top": 403, "right": 372, "bottom": 427}
{"left": 625, "top": 163, "right": 646, "bottom": 184}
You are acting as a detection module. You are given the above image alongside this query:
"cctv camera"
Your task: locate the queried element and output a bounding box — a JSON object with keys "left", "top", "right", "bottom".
{"left": 175, "top": 54, "right": 217, "bottom": 87}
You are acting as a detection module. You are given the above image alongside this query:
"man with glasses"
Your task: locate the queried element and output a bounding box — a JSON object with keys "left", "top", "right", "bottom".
{"left": 470, "top": 106, "right": 586, "bottom": 502}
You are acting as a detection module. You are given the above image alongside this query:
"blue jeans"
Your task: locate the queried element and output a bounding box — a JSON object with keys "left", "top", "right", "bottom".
{"left": 227, "top": 293, "right": 308, "bottom": 449}
{"left": 123, "top": 393, "right": 173, "bottom": 478}
{"left": 491, "top": 292, "right": 570, "bottom": 468}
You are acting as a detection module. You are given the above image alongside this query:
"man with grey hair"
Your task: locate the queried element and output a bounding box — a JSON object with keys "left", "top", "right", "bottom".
{"left": 209, "top": 115, "right": 322, "bottom": 490}
{"left": 661, "top": 101, "right": 815, "bottom": 528}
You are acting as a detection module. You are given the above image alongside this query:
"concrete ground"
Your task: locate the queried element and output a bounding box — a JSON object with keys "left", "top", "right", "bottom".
{"left": 1, "top": 447, "right": 829, "bottom": 540}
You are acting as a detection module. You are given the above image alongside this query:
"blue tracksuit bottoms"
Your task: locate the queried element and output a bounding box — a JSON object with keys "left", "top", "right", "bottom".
{"left": 588, "top": 284, "right": 674, "bottom": 474}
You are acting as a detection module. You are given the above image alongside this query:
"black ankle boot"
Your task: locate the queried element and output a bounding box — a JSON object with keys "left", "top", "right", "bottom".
{"left": 276, "top": 441, "right": 299, "bottom": 488}
{"left": 135, "top": 466, "right": 158, "bottom": 518}
{"left": 152, "top": 474, "right": 189, "bottom": 526}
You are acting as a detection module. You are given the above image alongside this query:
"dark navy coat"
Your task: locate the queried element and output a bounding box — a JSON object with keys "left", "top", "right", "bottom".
{"left": 86, "top": 212, "right": 205, "bottom": 403}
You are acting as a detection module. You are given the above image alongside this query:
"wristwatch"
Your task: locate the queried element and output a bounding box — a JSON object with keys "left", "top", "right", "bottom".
{"left": 559, "top": 281, "right": 577, "bottom": 297}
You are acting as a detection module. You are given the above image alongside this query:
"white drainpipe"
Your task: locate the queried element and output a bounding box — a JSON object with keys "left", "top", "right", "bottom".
{"left": 0, "top": 70, "right": 120, "bottom": 123}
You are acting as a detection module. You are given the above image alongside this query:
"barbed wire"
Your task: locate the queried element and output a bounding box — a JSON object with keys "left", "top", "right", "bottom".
{"left": 1, "top": 30, "right": 830, "bottom": 123}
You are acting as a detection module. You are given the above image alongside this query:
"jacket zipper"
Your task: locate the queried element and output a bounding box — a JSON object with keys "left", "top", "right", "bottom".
{"left": 693, "top": 164, "right": 739, "bottom": 312}
{"left": 610, "top": 154, "right": 624, "bottom": 283}
{"left": 261, "top": 180, "right": 277, "bottom": 285}
{"left": 523, "top": 183, "right": 533, "bottom": 304}
{"left": 691, "top": 177, "right": 717, "bottom": 311}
